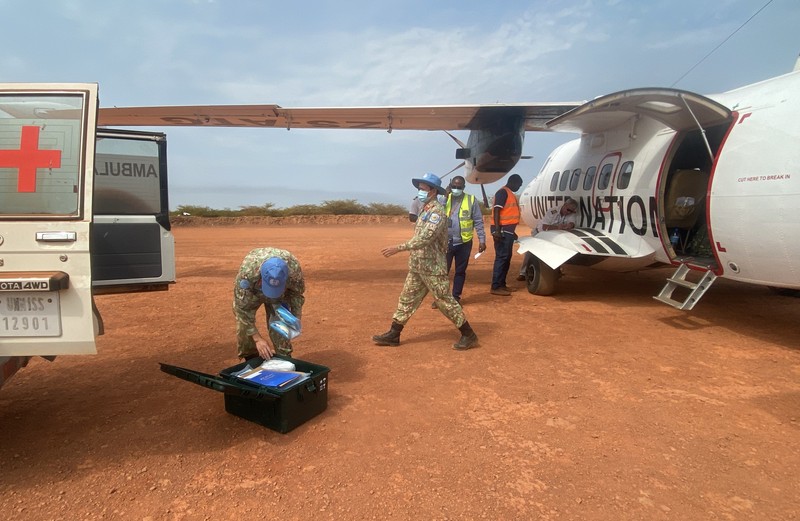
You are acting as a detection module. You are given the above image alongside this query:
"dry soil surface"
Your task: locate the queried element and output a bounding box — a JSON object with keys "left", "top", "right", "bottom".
{"left": 1, "top": 220, "right": 799, "bottom": 521}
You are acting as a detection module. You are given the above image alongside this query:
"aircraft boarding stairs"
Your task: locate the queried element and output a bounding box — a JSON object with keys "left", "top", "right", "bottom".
{"left": 653, "top": 263, "right": 718, "bottom": 310}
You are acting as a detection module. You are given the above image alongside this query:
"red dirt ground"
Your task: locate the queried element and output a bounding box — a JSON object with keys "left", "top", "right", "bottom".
{"left": 1, "top": 220, "right": 799, "bottom": 520}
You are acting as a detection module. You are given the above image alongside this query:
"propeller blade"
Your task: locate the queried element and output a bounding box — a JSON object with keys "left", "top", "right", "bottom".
{"left": 480, "top": 184, "right": 490, "bottom": 208}
{"left": 443, "top": 130, "right": 467, "bottom": 148}
{"left": 520, "top": 155, "right": 533, "bottom": 159}
{"left": 440, "top": 162, "right": 465, "bottom": 180}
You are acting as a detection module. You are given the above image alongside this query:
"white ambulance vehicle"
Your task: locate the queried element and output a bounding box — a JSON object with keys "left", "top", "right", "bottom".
{"left": 0, "top": 84, "right": 175, "bottom": 388}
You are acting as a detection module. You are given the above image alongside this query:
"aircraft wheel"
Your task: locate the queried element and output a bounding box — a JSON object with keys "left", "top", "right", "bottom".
{"left": 524, "top": 255, "right": 558, "bottom": 296}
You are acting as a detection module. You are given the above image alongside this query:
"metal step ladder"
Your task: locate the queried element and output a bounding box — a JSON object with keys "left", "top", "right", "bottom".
{"left": 653, "top": 264, "right": 718, "bottom": 310}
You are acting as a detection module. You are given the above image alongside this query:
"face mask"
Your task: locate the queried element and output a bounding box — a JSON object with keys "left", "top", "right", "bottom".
{"left": 450, "top": 188, "right": 463, "bottom": 197}
{"left": 417, "top": 189, "right": 430, "bottom": 202}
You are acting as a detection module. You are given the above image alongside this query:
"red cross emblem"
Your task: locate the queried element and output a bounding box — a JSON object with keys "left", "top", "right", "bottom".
{"left": 0, "top": 125, "right": 62, "bottom": 193}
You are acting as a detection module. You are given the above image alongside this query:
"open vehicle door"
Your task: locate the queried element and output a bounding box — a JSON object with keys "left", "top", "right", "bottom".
{"left": 0, "top": 84, "right": 99, "bottom": 356}
{"left": 92, "top": 128, "right": 174, "bottom": 294}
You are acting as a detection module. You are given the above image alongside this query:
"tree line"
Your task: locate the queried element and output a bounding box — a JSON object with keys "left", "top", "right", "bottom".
{"left": 171, "top": 200, "right": 407, "bottom": 217}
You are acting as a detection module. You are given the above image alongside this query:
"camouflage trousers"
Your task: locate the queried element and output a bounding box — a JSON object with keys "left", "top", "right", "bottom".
{"left": 392, "top": 270, "right": 466, "bottom": 328}
{"left": 236, "top": 304, "right": 292, "bottom": 359}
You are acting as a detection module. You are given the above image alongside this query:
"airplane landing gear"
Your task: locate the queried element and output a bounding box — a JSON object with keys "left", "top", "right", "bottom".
{"left": 524, "top": 255, "right": 559, "bottom": 296}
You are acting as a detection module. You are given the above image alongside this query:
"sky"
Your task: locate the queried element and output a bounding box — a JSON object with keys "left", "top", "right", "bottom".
{"left": 1, "top": 0, "right": 798, "bottom": 210}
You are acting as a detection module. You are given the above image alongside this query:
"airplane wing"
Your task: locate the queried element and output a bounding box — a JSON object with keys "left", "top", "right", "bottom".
{"left": 96, "top": 103, "right": 583, "bottom": 131}
{"left": 517, "top": 228, "right": 657, "bottom": 270}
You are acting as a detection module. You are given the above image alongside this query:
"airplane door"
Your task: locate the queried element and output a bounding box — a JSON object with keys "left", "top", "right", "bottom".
{"left": 0, "top": 84, "right": 99, "bottom": 356}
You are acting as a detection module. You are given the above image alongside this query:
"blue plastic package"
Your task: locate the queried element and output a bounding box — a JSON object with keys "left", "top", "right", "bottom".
{"left": 269, "top": 305, "right": 302, "bottom": 340}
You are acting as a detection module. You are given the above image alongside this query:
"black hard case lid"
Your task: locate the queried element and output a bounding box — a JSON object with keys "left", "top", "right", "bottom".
{"left": 159, "top": 362, "right": 279, "bottom": 402}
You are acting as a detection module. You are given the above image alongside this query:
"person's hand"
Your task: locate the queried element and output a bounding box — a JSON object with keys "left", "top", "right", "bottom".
{"left": 478, "top": 242, "right": 486, "bottom": 253}
{"left": 492, "top": 230, "right": 502, "bottom": 240}
{"left": 252, "top": 332, "right": 274, "bottom": 359}
{"left": 381, "top": 246, "right": 400, "bottom": 257}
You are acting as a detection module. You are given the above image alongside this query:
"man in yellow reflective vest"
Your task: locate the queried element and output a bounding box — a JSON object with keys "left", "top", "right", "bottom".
{"left": 490, "top": 174, "right": 523, "bottom": 296}
{"left": 440, "top": 175, "right": 486, "bottom": 305}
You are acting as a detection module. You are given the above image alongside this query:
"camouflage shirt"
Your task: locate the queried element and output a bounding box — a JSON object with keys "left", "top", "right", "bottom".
{"left": 397, "top": 197, "right": 448, "bottom": 274}
{"left": 233, "top": 247, "right": 305, "bottom": 337}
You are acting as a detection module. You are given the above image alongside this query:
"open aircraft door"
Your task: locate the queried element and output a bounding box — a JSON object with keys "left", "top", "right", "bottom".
{"left": 0, "top": 84, "right": 99, "bottom": 356}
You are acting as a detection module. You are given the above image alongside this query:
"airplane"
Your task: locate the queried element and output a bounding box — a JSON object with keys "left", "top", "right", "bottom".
{"left": 514, "top": 61, "right": 800, "bottom": 308}
{"left": 96, "top": 61, "right": 800, "bottom": 310}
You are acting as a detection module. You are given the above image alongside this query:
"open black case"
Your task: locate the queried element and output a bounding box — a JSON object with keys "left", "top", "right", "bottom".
{"left": 160, "top": 356, "right": 330, "bottom": 433}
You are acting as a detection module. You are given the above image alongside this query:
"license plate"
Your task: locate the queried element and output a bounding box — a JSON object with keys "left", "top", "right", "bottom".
{"left": 0, "top": 291, "right": 62, "bottom": 337}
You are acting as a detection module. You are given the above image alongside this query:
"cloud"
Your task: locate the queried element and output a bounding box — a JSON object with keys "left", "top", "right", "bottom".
{"left": 644, "top": 26, "right": 725, "bottom": 51}
{"left": 201, "top": 7, "right": 602, "bottom": 106}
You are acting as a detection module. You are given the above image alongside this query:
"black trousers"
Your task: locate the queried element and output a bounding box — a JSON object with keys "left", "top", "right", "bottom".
{"left": 446, "top": 239, "right": 473, "bottom": 300}
{"left": 491, "top": 232, "right": 516, "bottom": 289}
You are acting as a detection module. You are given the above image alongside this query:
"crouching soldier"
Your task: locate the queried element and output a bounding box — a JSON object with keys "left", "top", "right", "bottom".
{"left": 233, "top": 248, "right": 305, "bottom": 360}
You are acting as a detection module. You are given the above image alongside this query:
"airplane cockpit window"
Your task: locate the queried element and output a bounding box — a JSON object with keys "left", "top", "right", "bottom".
{"left": 549, "top": 172, "right": 560, "bottom": 191}
{"left": 617, "top": 161, "right": 634, "bottom": 189}
{"left": 598, "top": 163, "right": 614, "bottom": 190}
{"left": 583, "top": 166, "right": 597, "bottom": 190}
{"left": 569, "top": 168, "right": 582, "bottom": 191}
{"left": 559, "top": 170, "right": 570, "bottom": 191}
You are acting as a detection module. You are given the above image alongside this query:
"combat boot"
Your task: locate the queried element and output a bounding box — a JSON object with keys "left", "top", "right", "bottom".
{"left": 372, "top": 321, "right": 404, "bottom": 346}
{"left": 454, "top": 321, "right": 479, "bottom": 350}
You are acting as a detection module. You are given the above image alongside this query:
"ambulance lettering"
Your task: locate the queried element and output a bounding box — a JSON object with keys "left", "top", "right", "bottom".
{"left": 95, "top": 161, "right": 158, "bottom": 178}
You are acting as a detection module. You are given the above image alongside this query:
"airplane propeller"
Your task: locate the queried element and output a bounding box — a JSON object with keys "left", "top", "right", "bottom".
{"left": 439, "top": 161, "right": 492, "bottom": 209}
{"left": 439, "top": 162, "right": 465, "bottom": 180}
{"left": 443, "top": 130, "right": 467, "bottom": 149}
{"left": 441, "top": 130, "right": 492, "bottom": 208}
{"left": 440, "top": 130, "right": 529, "bottom": 208}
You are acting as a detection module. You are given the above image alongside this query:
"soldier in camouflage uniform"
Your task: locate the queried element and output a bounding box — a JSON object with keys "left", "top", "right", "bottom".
{"left": 233, "top": 248, "right": 305, "bottom": 360}
{"left": 372, "top": 173, "right": 479, "bottom": 350}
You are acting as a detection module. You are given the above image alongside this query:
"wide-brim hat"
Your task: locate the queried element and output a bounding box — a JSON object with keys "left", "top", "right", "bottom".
{"left": 412, "top": 172, "right": 446, "bottom": 195}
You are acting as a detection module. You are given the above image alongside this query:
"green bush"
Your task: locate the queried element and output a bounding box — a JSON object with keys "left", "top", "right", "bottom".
{"left": 238, "top": 203, "right": 278, "bottom": 216}
{"left": 368, "top": 202, "right": 408, "bottom": 215}
{"left": 171, "top": 200, "right": 407, "bottom": 217}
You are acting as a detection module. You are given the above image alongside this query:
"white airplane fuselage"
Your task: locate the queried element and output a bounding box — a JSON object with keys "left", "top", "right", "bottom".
{"left": 518, "top": 70, "right": 800, "bottom": 292}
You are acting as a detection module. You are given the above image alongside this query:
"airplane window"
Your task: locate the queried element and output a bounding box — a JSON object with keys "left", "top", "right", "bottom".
{"left": 617, "top": 161, "right": 634, "bottom": 189}
{"left": 598, "top": 163, "right": 613, "bottom": 190}
{"left": 550, "top": 172, "right": 560, "bottom": 192}
{"left": 559, "top": 170, "right": 570, "bottom": 191}
{"left": 569, "top": 168, "right": 582, "bottom": 191}
{"left": 583, "top": 166, "right": 596, "bottom": 190}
